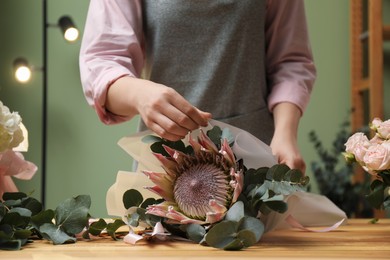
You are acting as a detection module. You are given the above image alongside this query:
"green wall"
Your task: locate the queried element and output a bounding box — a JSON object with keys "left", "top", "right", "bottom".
{"left": 0, "top": 0, "right": 388, "bottom": 217}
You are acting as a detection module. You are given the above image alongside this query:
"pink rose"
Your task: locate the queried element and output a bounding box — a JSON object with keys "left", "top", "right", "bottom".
{"left": 362, "top": 142, "right": 390, "bottom": 172}
{"left": 371, "top": 118, "right": 390, "bottom": 140}
{"left": 344, "top": 132, "right": 370, "bottom": 162}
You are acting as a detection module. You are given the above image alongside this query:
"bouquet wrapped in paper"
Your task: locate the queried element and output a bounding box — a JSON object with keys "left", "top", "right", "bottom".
{"left": 107, "top": 120, "right": 346, "bottom": 250}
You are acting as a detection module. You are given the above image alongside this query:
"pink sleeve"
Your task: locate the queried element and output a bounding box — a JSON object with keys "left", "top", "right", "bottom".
{"left": 79, "top": 0, "right": 144, "bottom": 124}
{"left": 266, "top": 0, "right": 316, "bottom": 115}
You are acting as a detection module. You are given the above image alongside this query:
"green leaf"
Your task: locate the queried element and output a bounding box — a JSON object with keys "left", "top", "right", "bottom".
{"left": 221, "top": 127, "right": 235, "bottom": 146}
{"left": 225, "top": 201, "right": 244, "bottom": 222}
{"left": 55, "top": 195, "right": 91, "bottom": 235}
{"left": 87, "top": 218, "right": 107, "bottom": 236}
{"left": 264, "top": 200, "right": 288, "bottom": 213}
{"left": 366, "top": 180, "right": 385, "bottom": 209}
{"left": 39, "top": 223, "right": 76, "bottom": 245}
{"left": 30, "top": 209, "right": 55, "bottom": 230}
{"left": 106, "top": 219, "right": 126, "bottom": 240}
{"left": 238, "top": 216, "right": 264, "bottom": 242}
{"left": 186, "top": 224, "right": 206, "bottom": 243}
{"left": 140, "top": 198, "right": 158, "bottom": 209}
{"left": 142, "top": 135, "right": 163, "bottom": 143}
{"left": 128, "top": 212, "right": 140, "bottom": 227}
{"left": 123, "top": 189, "right": 143, "bottom": 209}
{"left": 0, "top": 204, "right": 7, "bottom": 222}
{"left": 14, "top": 229, "right": 32, "bottom": 239}
{"left": 207, "top": 126, "right": 223, "bottom": 148}
{"left": 205, "top": 221, "right": 238, "bottom": 249}
{"left": 21, "top": 197, "right": 43, "bottom": 216}
{"left": 9, "top": 207, "right": 32, "bottom": 218}
{"left": 289, "top": 169, "right": 304, "bottom": 183}
{"left": 235, "top": 230, "right": 257, "bottom": 249}
{"left": 0, "top": 224, "right": 13, "bottom": 239}
{"left": 2, "top": 212, "right": 28, "bottom": 227}
{"left": 267, "top": 164, "right": 290, "bottom": 181}
{"left": 2, "top": 192, "right": 27, "bottom": 201}
{"left": 0, "top": 239, "right": 22, "bottom": 251}
{"left": 244, "top": 167, "right": 268, "bottom": 188}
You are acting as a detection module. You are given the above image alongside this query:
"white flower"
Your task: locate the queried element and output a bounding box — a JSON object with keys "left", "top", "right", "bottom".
{"left": 0, "top": 101, "right": 24, "bottom": 153}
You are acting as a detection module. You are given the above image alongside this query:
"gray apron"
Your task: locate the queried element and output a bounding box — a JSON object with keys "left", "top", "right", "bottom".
{"left": 141, "top": 0, "right": 274, "bottom": 144}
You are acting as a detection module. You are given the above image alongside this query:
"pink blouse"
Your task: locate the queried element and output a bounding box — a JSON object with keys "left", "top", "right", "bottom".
{"left": 79, "top": 0, "right": 316, "bottom": 124}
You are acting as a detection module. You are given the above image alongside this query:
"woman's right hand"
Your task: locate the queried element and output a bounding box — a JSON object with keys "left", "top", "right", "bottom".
{"left": 106, "top": 76, "right": 212, "bottom": 141}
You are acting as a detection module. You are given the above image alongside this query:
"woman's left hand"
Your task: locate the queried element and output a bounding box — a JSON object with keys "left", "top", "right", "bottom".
{"left": 270, "top": 102, "right": 306, "bottom": 174}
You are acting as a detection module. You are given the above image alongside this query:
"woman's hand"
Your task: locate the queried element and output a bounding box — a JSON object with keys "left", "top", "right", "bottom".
{"left": 106, "top": 76, "right": 212, "bottom": 141}
{"left": 270, "top": 102, "right": 306, "bottom": 174}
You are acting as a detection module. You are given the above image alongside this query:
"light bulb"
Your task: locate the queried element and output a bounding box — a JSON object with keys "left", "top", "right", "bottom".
{"left": 64, "top": 27, "right": 79, "bottom": 42}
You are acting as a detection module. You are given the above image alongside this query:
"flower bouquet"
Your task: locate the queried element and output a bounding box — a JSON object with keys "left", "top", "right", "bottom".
{"left": 0, "top": 101, "right": 37, "bottom": 198}
{"left": 106, "top": 120, "right": 346, "bottom": 250}
{"left": 343, "top": 118, "right": 390, "bottom": 210}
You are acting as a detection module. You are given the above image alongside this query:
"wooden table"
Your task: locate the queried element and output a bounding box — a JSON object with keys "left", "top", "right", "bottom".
{"left": 2, "top": 219, "right": 389, "bottom": 260}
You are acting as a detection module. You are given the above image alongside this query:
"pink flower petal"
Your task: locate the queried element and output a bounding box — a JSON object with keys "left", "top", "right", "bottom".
{"left": 144, "top": 185, "right": 174, "bottom": 202}
{"left": 230, "top": 169, "right": 244, "bottom": 203}
{"left": 166, "top": 206, "right": 205, "bottom": 225}
{"left": 219, "top": 139, "right": 235, "bottom": 166}
{"left": 152, "top": 153, "right": 178, "bottom": 178}
{"left": 204, "top": 199, "right": 228, "bottom": 224}
{"left": 198, "top": 129, "right": 218, "bottom": 153}
{"left": 123, "top": 232, "right": 144, "bottom": 245}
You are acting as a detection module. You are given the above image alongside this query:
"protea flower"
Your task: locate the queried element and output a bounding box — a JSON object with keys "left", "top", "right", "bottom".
{"left": 143, "top": 129, "right": 243, "bottom": 225}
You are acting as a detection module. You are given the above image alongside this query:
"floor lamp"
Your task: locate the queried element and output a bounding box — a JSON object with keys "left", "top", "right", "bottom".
{"left": 13, "top": 0, "right": 79, "bottom": 207}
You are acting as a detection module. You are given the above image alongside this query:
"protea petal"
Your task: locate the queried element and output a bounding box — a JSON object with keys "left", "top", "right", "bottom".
{"left": 205, "top": 199, "right": 228, "bottom": 224}
{"left": 152, "top": 153, "right": 178, "bottom": 177}
{"left": 188, "top": 134, "right": 202, "bottom": 154}
{"left": 144, "top": 183, "right": 175, "bottom": 202}
{"left": 198, "top": 129, "right": 218, "bottom": 153}
{"left": 220, "top": 139, "right": 235, "bottom": 166}
{"left": 143, "top": 170, "right": 174, "bottom": 187}
{"left": 230, "top": 169, "right": 244, "bottom": 204}
{"left": 166, "top": 206, "right": 206, "bottom": 225}
{"left": 146, "top": 201, "right": 177, "bottom": 217}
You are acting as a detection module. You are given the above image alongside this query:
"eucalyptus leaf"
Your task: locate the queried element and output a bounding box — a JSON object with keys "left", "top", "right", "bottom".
{"left": 128, "top": 212, "right": 140, "bottom": 227}
{"left": 238, "top": 216, "right": 264, "bottom": 242}
{"left": 21, "top": 197, "right": 43, "bottom": 216}
{"left": 207, "top": 126, "right": 223, "bottom": 148}
{"left": 30, "top": 209, "right": 55, "bottom": 230}
{"left": 221, "top": 127, "right": 235, "bottom": 146}
{"left": 264, "top": 200, "right": 288, "bottom": 213}
{"left": 14, "top": 229, "right": 32, "bottom": 239}
{"left": 205, "top": 221, "right": 238, "bottom": 249}
{"left": 106, "top": 219, "right": 126, "bottom": 240}
{"left": 2, "top": 212, "right": 28, "bottom": 227}
{"left": 2, "top": 192, "right": 27, "bottom": 201}
{"left": 0, "top": 224, "right": 13, "bottom": 239}
{"left": 225, "top": 201, "right": 244, "bottom": 222}
{"left": 235, "top": 229, "right": 257, "bottom": 248}
{"left": 142, "top": 135, "right": 163, "bottom": 144}
{"left": 9, "top": 207, "right": 32, "bottom": 218}
{"left": 140, "top": 198, "right": 158, "bottom": 209}
{"left": 366, "top": 181, "right": 385, "bottom": 209}
{"left": 289, "top": 169, "right": 303, "bottom": 183}
{"left": 54, "top": 195, "right": 91, "bottom": 235}
{"left": 186, "top": 224, "right": 206, "bottom": 243}
{"left": 88, "top": 218, "right": 107, "bottom": 236}
{"left": 123, "top": 189, "right": 143, "bottom": 209}
{"left": 39, "top": 223, "right": 76, "bottom": 245}
{"left": 267, "top": 164, "right": 290, "bottom": 181}
{"left": 0, "top": 204, "right": 6, "bottom": 222}
{"left": 0, "top": 239, "right": 22, "bottom": 251}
